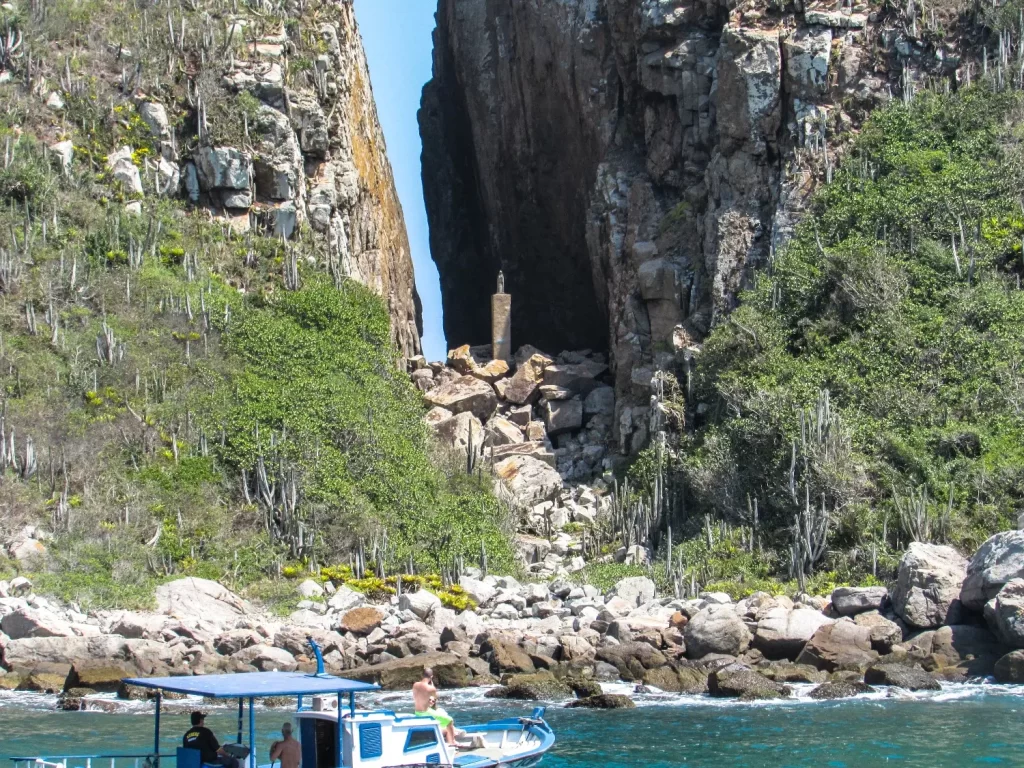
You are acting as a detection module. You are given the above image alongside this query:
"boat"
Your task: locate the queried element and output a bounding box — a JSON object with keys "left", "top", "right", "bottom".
{"left": 8, "top": 640, "right": 555, "bottom": 768}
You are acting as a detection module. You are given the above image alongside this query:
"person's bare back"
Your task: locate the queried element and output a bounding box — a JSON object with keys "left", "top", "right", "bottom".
{"left": 412, "top": 675, "right": 437, "bottom": 713}
{"left": 270, "top": 723, "right": 300, "bottom": 768}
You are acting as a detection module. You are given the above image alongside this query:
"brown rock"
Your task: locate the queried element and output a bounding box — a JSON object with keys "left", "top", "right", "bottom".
{"left": 424, "top": 375, "right": 498, "bottom": 421}
{"left": 708, "top": 665, "right": 790, "bottom": 700}
{"left": 504, "top": 354, "right": 550, "bottom": 405}
{"left": 864, "top": 663, "right": 940, "bottom": 691}
{"left": 17, "top": 663, "right": 71, "bottom": 693}
{"left": 482, "top": 637, "right": 536, "bottom": 674}
{"left": 339, "top": 607, "right": 384, "bottom": 635}
{"left": 808, "top": 681, "right": 873, "bottom": 700}
{"left": 795, "top": 619, "right": 877, "bottom": 672}
{"left": 473, "top": 359, "right": 510, "bottom": 383}
{"left": 343, "top": 652, "right": 470, "bottom": 690}
{"left": 66, "top": 662, "right": 137, "bottom": 693}
{"left": 565, "top": 694, "right": 636, "bottom": 709}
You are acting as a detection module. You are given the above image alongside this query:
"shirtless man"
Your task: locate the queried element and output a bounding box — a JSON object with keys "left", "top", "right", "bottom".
{"left": 269, "top": 723, "right": 300, "bottom": 768}
{"left": 412, "top": 667, "right": 455, "bottom": 746}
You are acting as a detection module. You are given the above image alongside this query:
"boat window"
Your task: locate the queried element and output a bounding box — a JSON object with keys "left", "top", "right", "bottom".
{"left": 404, "top": 727, "right": 439, "bottom": 752}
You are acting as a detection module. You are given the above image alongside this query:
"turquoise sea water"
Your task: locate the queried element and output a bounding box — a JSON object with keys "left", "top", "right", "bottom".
{"left": 2, "top": 683, "right": 1024, "bottom": 767}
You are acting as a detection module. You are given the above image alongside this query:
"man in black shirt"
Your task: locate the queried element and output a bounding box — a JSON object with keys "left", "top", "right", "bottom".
{"left": 183, "top": 712, "right": 240, "bottom": 768}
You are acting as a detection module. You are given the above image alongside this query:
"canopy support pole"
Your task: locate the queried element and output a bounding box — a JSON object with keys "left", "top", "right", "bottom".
{"left": 336, "top": 692, "right": 343, "bottom": 768}
{"left": 248, "top": 697, "right": 256, "bottom": 768}
{"left": 237, "top": 698, "right": 244, "bottom": 744}
{"left": 153, "top": 692, "right": 162, "bottom": 768}
{"left": 348, "top": 692, "right": 355, "bottom": 717}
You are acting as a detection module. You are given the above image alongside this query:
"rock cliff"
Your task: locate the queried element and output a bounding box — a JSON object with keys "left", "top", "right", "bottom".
{"left": 420, "top": 0, "right": 977, "bottom": 450}
{"left": 193, "top": 0, "right": 422, "bottom": 356}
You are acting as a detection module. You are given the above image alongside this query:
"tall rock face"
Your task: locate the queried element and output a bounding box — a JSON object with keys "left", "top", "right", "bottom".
{"left": 198, "top": 1, "right": 421, "bottom": 356}
{"left": 420, "top": 0, "right": 968, "bottom": 451}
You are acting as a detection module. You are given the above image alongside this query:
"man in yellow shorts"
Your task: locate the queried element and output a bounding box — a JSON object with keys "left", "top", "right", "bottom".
{"left": 412, "top": 667, "right": 456, "bottom": 746}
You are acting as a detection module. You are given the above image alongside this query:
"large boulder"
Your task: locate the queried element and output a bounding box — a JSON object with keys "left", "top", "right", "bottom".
{"left": 65, "top": 661, "right": 137, "bottom": 693}
{"left": 214, "top": 629, "right": 263, "bottom": 656}
{"left": 753, "top": 607, "right": 833, "bottom": 660}
{"left": 494, "top": 455, "right": 563, "bottom": 503}
{"left": 831, "top": 586, "right": 888, "bottom": 617}
{"left": 399, "top": 590, "right": 442, "bottom": 620}
{"left": 482, "top": 637, "right": 536, "bottom": 674}
{"left": 565, "top": 694, "right": 636, "bottom": 709}
{"left": 108, "top": 612, "right": 172, "bottom": 640}
{"left": 1, "top": 608, "right": 75, "bottom": 639}
{"left": 684, "top": 605, "right": 752, "bottom": 658}
{"left": 459, "top": 576, "right": 497, "bottom": 607}
{"left": 962, "top": 531, "right": 1024, "bottom": 612}
{"left": 232, "top": 645, "right": 297, "bottom": 672}
{"left": 708, "top": 665, "right": 790, "bottom": 700}
{"left": 923, "top": 624, "right": 1006, "bottom": 676}
{"left": 424, "top": 375, "right": 498, "bottom": 421}
{"left": 328, "top": 585, "right": 365, "bottom": 613}
{"left": 891, "top": 542, "right": 967, "bottom": 629}
{"left": 609, "top": 576, "right": 657, "bottom": 607}
{"left": 504, "top": 354, "right": 551, "bottom": 405}
{"left": 344, "top": 652, "right": 470, "bottom": 690}
{"left": 155, "top": 578, "right": 249, "bottom": 630}
{"left": 434, "top": 412, "right": 485, "bottom": 453}
{"left": 984, "top": 579, "right": 1024, "bottom": 648}
{"left": 543, "top": 398, "right": 583, "bottom": 435}
{"left": 864, "top": 663, "right": 940, "bottom": 691}
{"left": 595, "top": 642, "right": 667, "bottom": 680}
{"left": 795, "top": 618, "right": 877, "bottom": 672}
{"left": 485, "top": 670, "right": 570, "bottom": 700}
{"left": 808, "top": 681, "right": 873, "bottom": 700}
{"left": 994, "top": 650, "right": 1024, "bottom": 683}
{"left": 852, "top": 611, "right": 902, "bottom": 653}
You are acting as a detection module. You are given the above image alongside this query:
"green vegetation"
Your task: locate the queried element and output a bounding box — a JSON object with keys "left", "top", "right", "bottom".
{"left": 0, "top": 0, "right": 513, "bottom": 611}
{"left": 669, "top": 85, "right": 1024, "bottom": 586}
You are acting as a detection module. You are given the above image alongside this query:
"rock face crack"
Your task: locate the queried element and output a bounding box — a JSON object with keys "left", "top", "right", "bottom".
{"left": 420, "top": 0, "right": 968, "bottom": 450}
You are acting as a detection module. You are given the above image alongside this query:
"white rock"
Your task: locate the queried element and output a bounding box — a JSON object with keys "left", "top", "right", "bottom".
{"left": 106, "top": 146, "right": 143, "bottom": 195}
{"left": 298, "top": 579, "right": 325, "bottom": 599}
{"left": 459, "top": 576, "right": 496, "bottom": 607}
{"left": 700, "top": 592, "right": 733, "bottom": 605}
{"left": 9, "top": 577, "right": 32, "bottom": 596}
{"left": 398, "top": 589, "right": 442, "bottom": 620}
{"left": 609, "top": 576, "right": 657, "bottom": 607}
{"left": 490, "top": 603, "right": 519, "bottom": 621}
{"left": 0, "top": 607, "right": 74, "bottom": 639}
{"left": 327, "top": 586, "right": 365, "bottom": 613}
{"left": 48, "top": 140, "right": 75, "bottom": 175}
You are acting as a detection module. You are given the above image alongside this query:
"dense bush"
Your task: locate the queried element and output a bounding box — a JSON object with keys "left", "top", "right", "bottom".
{"left": 684, "top": 86, "right": 1024, "bottom": 576}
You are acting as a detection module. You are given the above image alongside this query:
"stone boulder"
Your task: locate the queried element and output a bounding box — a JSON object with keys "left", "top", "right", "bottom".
{"left": 481, "top": 637, "right": 536, "bottom": 674}
{"left": 962, "top": 531, "right": 1024, "bottom": 612}
{"left": 504, "top": 354, "right": 551, "bottom": 405}
{"left": 994, "top": 650, "right": 1024, "bottom": 683}
{"left": 708, "top": 665, "right": 790, "bottom": 700}
{"left": 795, "top": 619, "right": 877, "bottom": 672}
{"left": 399, "top": 590, "right": 442, "bottom": 620}
{"left": 852, "top": 611, "right": 902, "bottom": 653}
{"left": 194, "top": 146, "right": 251, "bottom": 191}
{"left": 543, "top": 398, "right": 583, "bottom": 435}
{"left": 984, "top": 579, "right": 1024, "bottom": 648}
{"left": 684, "top": 605, "right": 752, "bottom": 658}
{"left": 459, "top": 576, "right": 497, "bottom": 607}
{"left": 65, "top": 661, "right": 137, "bottom": 693}
{"left": 1, "top": 608, "right": 75, "bottom": 639}
{"left": 328, "top": 585, "right": 366, "bottom": 613}
{"left": 923, "top": 624, "right": 1006, "bottom": 676}
{"left": 565, "top": 694, "right": 636, "bottom": 709}
{"left": 106, "top": 147, "right": 143, "bottom": 195}
{"left": 434, "top": 412, "right": 485, "bottom": 453}
{"left": 595, "top": 642, "right": 667, "bottom": 680}
{"left": 214, "top": 629, "right": 263, "bottom": 656}
{"left": 424, "top": 376, "right": 498, "bottom": 421}
{"left": 344, "top": 652, "right": 470, "bottom": 690}
{"left": 339, "top": 607, "right": 384, "bottom": 636}
{"left": 484, "top": 670, "right": 570, "bottom": 700}
{"left": 864, "top": 663, "right": 940, "bottom": 691}
{"left": 808, "top": 681, "right": 873, "bottom": 700}
{"left": 831, "top": 586, "right": 888, "bottom": 617}
{"left": 155, "top": 578, "right": 249, "bottom": 630}
{"left": 494, "top": 455, "right": 562, "bottom": 503}
{"left": 17, "top": 663, "right": 71, "bottom": 693}
{"left": 753, "top": 607, "right": 833, "bottom": 660}
{"left": 108, "top": 612, "right": 172, "bottom": 640}
{"left": 755, "top": 661, "right": 826, "bottom": 684}
{"left": 609, "top": 577, "right": 657, "bottom": 607}
{"left": 891, "top": 542, "right": 967, "bottom": 629}
{"left": 232, "top": 645, "right": 297, "bottom": 672}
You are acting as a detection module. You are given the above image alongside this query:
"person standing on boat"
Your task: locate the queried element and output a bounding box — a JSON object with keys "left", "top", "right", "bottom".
{"left": 183, "top": 711, "right": 240, "bottom": 768}
{"left": 412, "top": 667, "right": 456, "bottom": 746}
{"left": 270, "top": 722, "right": 301, "bottom": 768}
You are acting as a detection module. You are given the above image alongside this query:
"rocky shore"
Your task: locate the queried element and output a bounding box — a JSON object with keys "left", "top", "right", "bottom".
{"left": 5, "top": 529, "right": 1024, "bottom": 710}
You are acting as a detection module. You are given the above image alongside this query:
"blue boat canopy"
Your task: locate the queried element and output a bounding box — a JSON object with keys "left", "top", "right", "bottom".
{"left": 122, "top": 671, "right": 380, "bottom": 699}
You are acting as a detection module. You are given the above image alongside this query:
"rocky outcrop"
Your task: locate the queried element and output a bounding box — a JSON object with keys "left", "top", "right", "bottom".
{"left": 864, "top": 663, "right": 940, "bottom": 691}
{"left": 891, "top": 543, "right": 967, "bottom": 629}
{"left": 796, "top": 619, "right": 877, "bottom": 672}
{"left": 419, "top": 0, "right": 975, "bottom": 452}
{"left": 983, "top": 579, "right": 1024, "bottom": 649}
{"left": 961, "top": 531, "right": 1024, "bottom": 612}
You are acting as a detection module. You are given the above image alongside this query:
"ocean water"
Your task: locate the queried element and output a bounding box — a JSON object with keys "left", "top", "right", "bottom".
{"left": 2, "top": 682, "right": 1024, "bottom": 767}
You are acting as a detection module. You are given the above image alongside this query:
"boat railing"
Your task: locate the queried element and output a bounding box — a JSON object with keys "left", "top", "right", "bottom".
{"left": 9, "top": 754, "right": 175, "bottom": 768}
